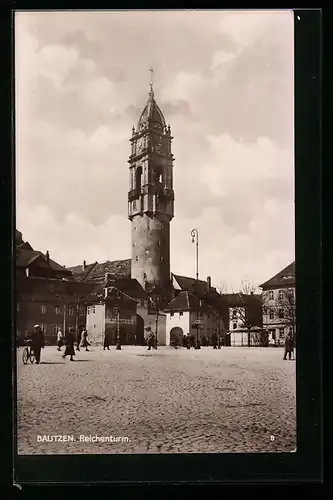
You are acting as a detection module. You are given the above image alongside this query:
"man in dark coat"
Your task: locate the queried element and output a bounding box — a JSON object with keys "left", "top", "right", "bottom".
{"left": 103, "top": 331, "right": 110, "bottom": 350}
{"left": 30, "top": 325, "right": 45, "bottom": 364}
{"left": 62, "top": 328, "right": 76, "bottom": 361}
{"left": 283, "top": 332, "right": 294, "bottom": 360}
{"left": 147, "top": 332, "right": 154, "bottom": 350}
{"left": 211, "top": 331, "right": 218, "bottom": 349}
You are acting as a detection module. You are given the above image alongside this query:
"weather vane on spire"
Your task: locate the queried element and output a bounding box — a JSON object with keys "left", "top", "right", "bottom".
{"left": 149, "top": 66, "right": 154, "bottom": 96}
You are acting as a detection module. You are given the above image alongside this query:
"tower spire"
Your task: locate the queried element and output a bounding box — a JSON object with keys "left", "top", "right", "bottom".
{"left": 149, "top": 66, "right": 154, "bottom": 99}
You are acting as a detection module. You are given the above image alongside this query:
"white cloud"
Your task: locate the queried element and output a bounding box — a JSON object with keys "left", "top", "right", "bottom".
{"left": 201, "top": 134, "right": 293, "bottom": 197}
{"left": 211, "top": 50, "right": 236, "bottom": 71}
{"left": 160, "top": 71, "right": 207, "bottom": 108}
{"left": 218, "top": 11, "right": 288, "bottom": 50}
{"left": 17, "top": 204, "right": 131, "bottom": 267}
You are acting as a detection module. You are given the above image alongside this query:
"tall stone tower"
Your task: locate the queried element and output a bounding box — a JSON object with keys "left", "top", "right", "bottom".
{"left": 128, "top": 80, "right": 175, "bottom": 305}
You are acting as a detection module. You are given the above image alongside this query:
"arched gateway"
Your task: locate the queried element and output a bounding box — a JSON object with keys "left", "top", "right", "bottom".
{"left": 169, "top": 326, "right": 184, "bottom": 346}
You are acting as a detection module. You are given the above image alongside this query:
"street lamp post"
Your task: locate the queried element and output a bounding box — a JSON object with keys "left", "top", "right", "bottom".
{"left": 191, "top": 229, "right": 201, "bottom": 350}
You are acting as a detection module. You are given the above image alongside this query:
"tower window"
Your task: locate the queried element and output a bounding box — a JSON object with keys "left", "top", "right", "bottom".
{"left": 133, "top": 242, "right": 135, "bottom": 247}
{"left": 133, "top": 201, "right": 136, "bottom": 210}
{"left": 135, "top": 256, "right": 138, "bottom": 262}
{"left": 135, "top": 166, "right": 142, "bottom": 193}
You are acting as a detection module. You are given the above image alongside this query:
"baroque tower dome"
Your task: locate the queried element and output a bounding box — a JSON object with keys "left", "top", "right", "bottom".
{"left": 136, "top": 86, "right": 167, "bottom": 132}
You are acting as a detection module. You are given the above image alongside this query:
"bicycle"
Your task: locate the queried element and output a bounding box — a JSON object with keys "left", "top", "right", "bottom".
{"left": 22, "top": 342, "right": 35, "bottom": 365}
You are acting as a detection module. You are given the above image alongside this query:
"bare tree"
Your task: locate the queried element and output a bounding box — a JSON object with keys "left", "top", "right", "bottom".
{"left": 275, "top": 288, "right": 296, "bottom": 335}
{"left": 217, "top": 281, "right": 229, "bottom": 294}
{"left": 230, "top": 280, "right": 263, "bottom": 347}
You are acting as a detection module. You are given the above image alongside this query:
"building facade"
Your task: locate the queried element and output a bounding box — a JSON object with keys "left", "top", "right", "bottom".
{"left": 128, "top": 83, "right": 175, "bottom": 305}
{"left": 224, "top": 293, "right": 264, "bottom": 347}
{"left": 164, "top": 291, "right": 224, "bottom": 346}
{"left": 260, "top": 261, "right": 296, "bottom": 346}
{"left": 16, "top": 230, "right": 93, "bottom": 345}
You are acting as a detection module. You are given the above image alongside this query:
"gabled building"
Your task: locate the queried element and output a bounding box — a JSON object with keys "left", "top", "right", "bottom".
{"left": 67, "top": 260, "right": 167, "bottom": 345}
{"left": 16, "top": 230, "right": 93, "bottom": 345}
{"left": 164, "top": 290, "right": 224, "bottom": 346}
{"left": 83, "top": 273, "right": 166, "bottom": 346}
{"left": 259, "top": 261, "right": 296, "bottom": 346}
{"left": 169, "top": 274, "right": 228, "bottom": 345}
{"left": 16, "top": 230, "right": 72, "bottom": 281}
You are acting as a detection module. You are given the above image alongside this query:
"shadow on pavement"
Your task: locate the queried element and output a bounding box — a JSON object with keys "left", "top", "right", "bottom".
{"left": 40, "top": 362, "right": 64, "bottom": 365}
{"left": 69, "top": 359, "right": 92, "bottom": 362}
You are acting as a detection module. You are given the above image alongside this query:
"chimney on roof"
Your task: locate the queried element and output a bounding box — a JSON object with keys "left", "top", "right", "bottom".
{"left": 82, "top": 260, "right": 86, "bottom": 272}
{"left": 46, "top": 251, "right": 50, "bottom": 263}
{"left": 207, "top": 276, "right": 211, "bottom": 293}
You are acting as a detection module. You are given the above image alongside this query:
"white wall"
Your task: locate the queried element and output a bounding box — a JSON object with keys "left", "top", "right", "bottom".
{"left": 230, "top": 330, "right": 248, "bottom": 346}
{"left": 166, "top": 311, "right": 190, "bottom": 345}
{"left": 86, "top": 304, "right": 105, "bottom": 344}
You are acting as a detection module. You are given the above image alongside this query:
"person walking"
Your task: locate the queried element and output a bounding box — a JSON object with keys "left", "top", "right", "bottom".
{"left": 62, "top": 328, "right": 76, "bottom": 361}
{"left": 147, "top": 332, "right": 154, "bottom": 350}
{"left": 283, "top": 332, "right": 294, "bottom": 360}
{"left": 80, "top": 328, "right": 90, "bottom": 351}
{"left": 211, "top": 331, "right": 218, "bottom": 349}
{"left": 29, "top": 325, "right": 45, "bottom": 364}
{"left": 56, "top": 329, "right": 63, "bottom": 351}
{"left": 103, "top": 331, "right": 110, "bottom": 350}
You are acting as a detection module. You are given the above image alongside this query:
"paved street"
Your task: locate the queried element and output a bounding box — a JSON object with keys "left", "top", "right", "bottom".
{"left": 16, "top": 346, "right": 296, "bottom": 455}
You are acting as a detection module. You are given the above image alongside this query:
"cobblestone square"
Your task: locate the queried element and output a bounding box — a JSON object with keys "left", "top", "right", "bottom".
{"left": 16, "top": 346, "right": 296, "bottom": 454}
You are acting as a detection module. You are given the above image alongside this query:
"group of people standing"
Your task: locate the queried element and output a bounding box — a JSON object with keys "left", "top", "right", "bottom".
{"left": 175, "top": 332, "right": 222, "bottom": 349}
{"left": 56, "top": 327, "right": 90, "bottom": 361}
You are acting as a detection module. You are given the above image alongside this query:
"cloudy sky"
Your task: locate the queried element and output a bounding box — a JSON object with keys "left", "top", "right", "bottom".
{"left": 15, "top": 10, "right": 294, "bottom": 291}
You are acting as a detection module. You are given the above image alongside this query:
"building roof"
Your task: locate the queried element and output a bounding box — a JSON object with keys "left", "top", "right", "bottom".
{"left": 67, "top": 259, "right": 131, "bottom": 282}
{"left": 105, "top": 277, "right": 149, "bottom": 301}
{"left": 164, "top": 291, "right": 214, "bottom": 313}
{"left": 16, "top": 276, "right": 95, "bottom": 302}
{"left": 222, "top": 293, "right": 262, "bottom": 308}
{"left": 105, "top": 286, "right": 138, "bottom": 304}
{"left": 172, "top": 274, "right": 217, "bottom": 297}
{"left": 259, "top": 261, "right": 295, "bottom": 289}
{"left": 16, "top": 247, "right": 71, "bottom": 274}
{"left": 15, "top": 230, "right": 73, "bottom": 277}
